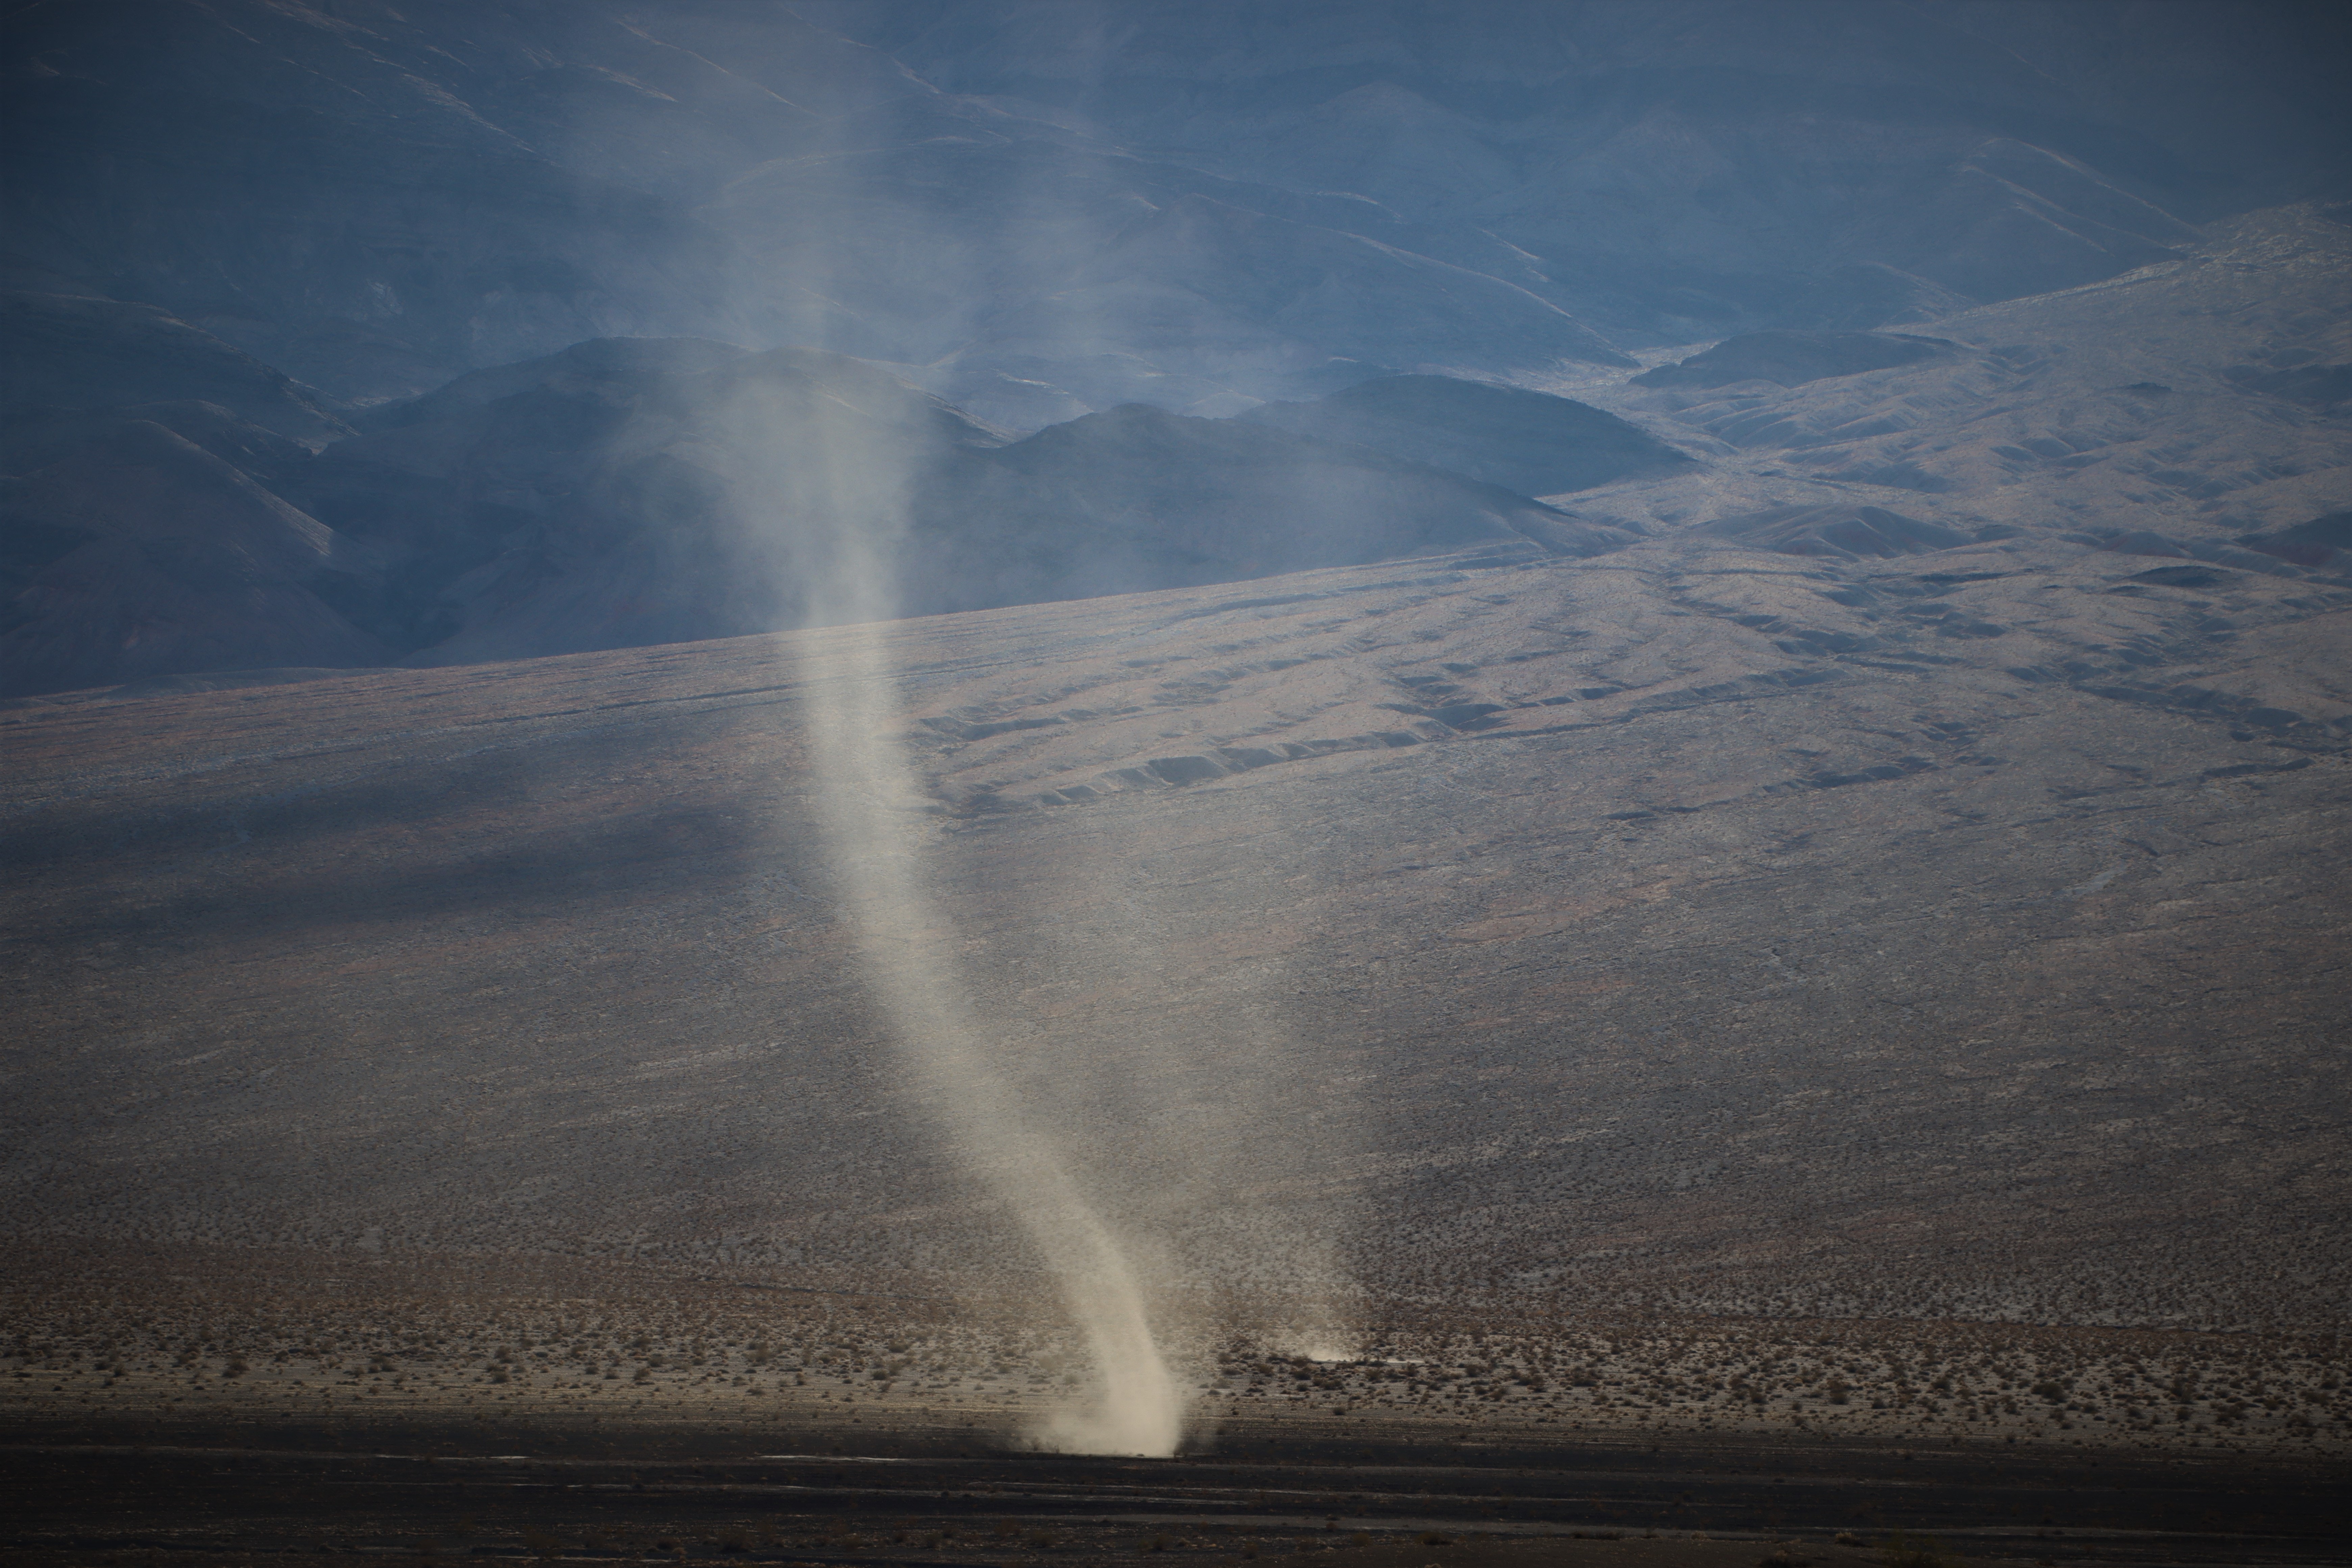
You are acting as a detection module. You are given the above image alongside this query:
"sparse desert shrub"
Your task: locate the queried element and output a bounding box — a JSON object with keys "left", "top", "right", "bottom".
{"left": 1882, "top": 1532, "right": 1953, "bottom": 1568}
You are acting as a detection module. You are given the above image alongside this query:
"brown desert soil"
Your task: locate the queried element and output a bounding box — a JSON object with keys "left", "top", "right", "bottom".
{"left": 6, "top": 480, "right": 2348, "bottom": 1563}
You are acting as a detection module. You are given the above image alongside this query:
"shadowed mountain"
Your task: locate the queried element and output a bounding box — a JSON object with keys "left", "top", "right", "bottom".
{"left": 2227, "top": 362, "right": 2352, "bottom": 408}
{"left": 691, "top": 133, "right": 1640, "bottom": 427}
{"left": 0, "top": 550, "right": 383, "bottom": 702}
{"left": 0, "top": 421, "right": 362, "bottom": 579}
{"left": 359, "top": 347, "right": 1615, "bottom": 665}
{"left": 0, "top": 0, "right": 1626, "bottom": 417}
{"left": 0, "top": 335, "right": 1622, "bottom": 695}
{"left": 1238, "top": 374, "right": 1693, "bottom": 497}
{"left": 2239, "top": 512, "right": 2352, "bottom": 571}
{"left": 7, "top": 1, "right": 2345, "bottom": 416}
{"left": 0, "top": 420, "right": 386, "bottom": 696}
{"left": 854, "top": 0, "right": 2348, "bottom": 337}
{"left": 1633, "top": 331, "right": 1957, "bottom": 390}
{"left": 0, "top": 399, "right": 320, "bottom": 494}
{"left": 15, "top": 198, "right": 2350, "bottom": 699}
{"left": 0, "top": 291, "right": 350, "bottom": 443}
{"left": 903, "top": 401, "right": 1626, "bottom": 616}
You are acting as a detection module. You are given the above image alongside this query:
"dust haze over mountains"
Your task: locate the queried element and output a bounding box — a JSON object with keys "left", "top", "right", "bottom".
{"left": 3, "top": 0, "right": 2351, "bottom": 1469}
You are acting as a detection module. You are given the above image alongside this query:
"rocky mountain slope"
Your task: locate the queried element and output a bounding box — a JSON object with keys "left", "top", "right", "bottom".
{"left": 1553, "top": 206, "right": 2352, "bottom": 549}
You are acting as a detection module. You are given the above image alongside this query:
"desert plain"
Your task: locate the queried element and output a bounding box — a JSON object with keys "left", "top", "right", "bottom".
{"left": 5, "top": 6, "right": 2351, "bottom": 1560}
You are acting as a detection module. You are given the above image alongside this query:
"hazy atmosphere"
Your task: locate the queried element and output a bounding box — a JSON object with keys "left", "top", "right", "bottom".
{"left": 3, "top": 3, "right": 2348, "bottom": 1564}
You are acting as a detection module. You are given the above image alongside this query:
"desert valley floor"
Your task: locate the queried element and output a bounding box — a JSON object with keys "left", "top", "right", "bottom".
{"left": 6, "top": 205, "right": 2350, "bottom": 1565}
{"left": 6, "top": 514, "right": 2349, "bottom": 1561}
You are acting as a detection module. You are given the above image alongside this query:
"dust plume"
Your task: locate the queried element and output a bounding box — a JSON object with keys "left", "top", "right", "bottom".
{"left": 681, "top": 20, "right": 1371, "bottom": 1451}
{"left": 758, "top": 387, "right": 1184, "bottom": 1454}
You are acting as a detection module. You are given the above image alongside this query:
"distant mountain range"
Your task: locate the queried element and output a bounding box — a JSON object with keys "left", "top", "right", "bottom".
{"left": 2, "top": 0, "right": 2347, "bottom": 697}
{"left": 0, "top": 335, "right": 1677, "bottom": 695}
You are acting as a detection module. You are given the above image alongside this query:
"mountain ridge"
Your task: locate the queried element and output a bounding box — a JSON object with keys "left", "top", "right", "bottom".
{"left": 10, "top": 202, "right": 2345, "bottom": 701}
